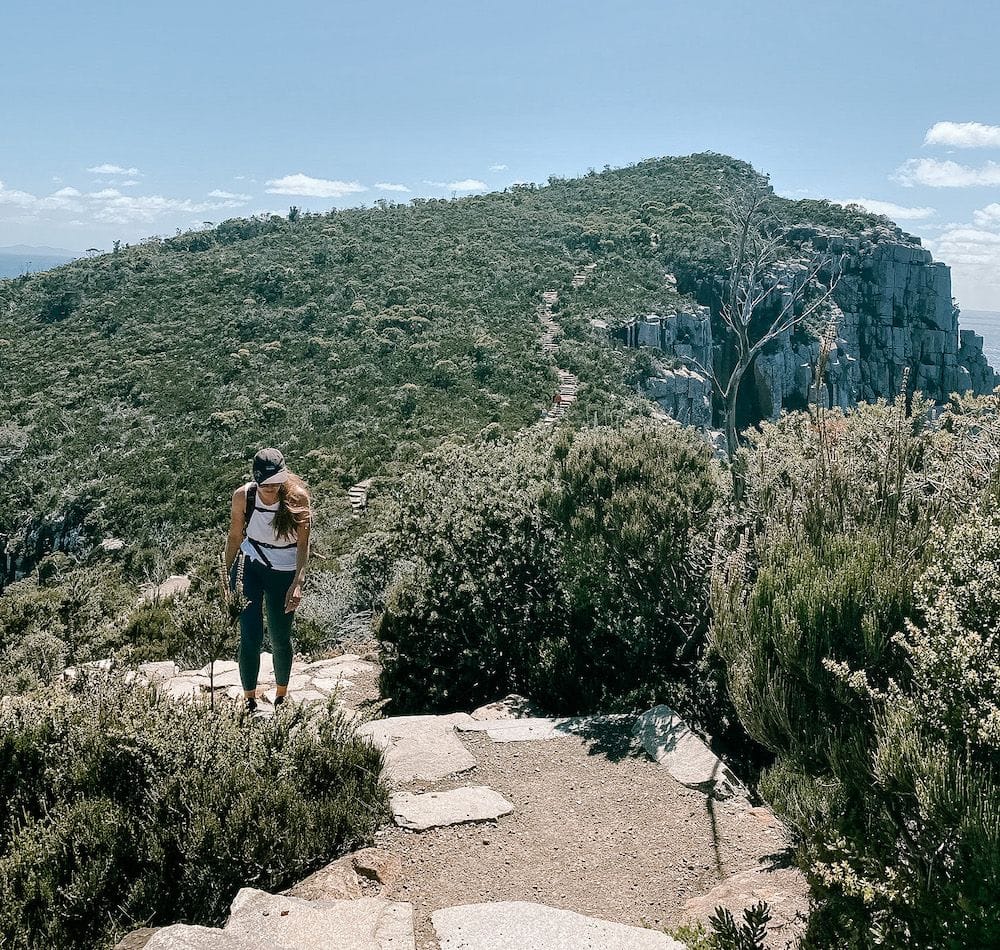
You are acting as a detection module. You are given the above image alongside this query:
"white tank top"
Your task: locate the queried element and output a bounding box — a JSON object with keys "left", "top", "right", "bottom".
{"left": 240, "top": 486, "right": 300, "bottom": 572}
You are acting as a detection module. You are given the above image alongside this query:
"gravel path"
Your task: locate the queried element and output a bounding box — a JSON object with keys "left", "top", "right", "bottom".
{"left": 372, "top": 724, "right": 794, "bottom": 949}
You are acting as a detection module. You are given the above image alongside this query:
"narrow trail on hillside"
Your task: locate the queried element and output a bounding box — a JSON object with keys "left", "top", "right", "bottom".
{"left": 341, "top": 263, "right": 594, "bottom": 514}
{"left": 538, "top": 263, "right": 596, "bottom": 426}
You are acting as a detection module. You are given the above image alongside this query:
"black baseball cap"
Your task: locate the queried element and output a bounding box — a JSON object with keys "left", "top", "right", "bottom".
{"left": 252, "top": 447, "right": 288, "bottom": 485}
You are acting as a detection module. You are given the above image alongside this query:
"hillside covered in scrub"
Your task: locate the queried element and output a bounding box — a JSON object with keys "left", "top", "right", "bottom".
{"left": 1, "top": 153, "right": 891, "bottom": 578}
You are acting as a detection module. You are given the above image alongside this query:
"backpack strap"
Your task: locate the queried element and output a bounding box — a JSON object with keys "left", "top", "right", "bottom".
{"left": 244, "top": 483, "right": 257, "bottom": 533}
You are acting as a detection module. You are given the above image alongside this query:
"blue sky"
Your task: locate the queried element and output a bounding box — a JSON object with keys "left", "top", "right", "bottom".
{"left": 3, "top": 0, "right": 1000, "bottom": 307}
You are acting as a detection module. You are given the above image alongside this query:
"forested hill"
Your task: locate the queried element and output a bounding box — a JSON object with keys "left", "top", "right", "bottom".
{"left": 0, "top": 153, "right": 880, "bottom": 574}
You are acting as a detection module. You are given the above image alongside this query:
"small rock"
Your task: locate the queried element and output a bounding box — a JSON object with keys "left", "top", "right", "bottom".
{"left": 112, "top": 927, "right": 158, "bottom": 950}
{"left": 352, "top": 847, "right": 403, "bottom": 887}
{"left": 285, "top": 858, "right": 362, "bottom": 901}
{"left": 470, "top": 694, "right": 544, "bottom": 721}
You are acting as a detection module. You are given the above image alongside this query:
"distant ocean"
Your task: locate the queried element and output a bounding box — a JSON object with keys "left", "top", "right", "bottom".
{"left": 0, "top": 252, "right": 76, "bottom": 279}
{"left": 960, "top": 310, "right": 1000, "bottom": 370}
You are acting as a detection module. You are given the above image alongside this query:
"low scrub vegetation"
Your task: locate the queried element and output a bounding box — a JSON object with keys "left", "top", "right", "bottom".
{"left": 0, "top": 677, "right": 389, "bottom": 950}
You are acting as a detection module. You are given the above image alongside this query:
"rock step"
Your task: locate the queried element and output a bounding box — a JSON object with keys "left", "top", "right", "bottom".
{"left": 348, "top": 479, "right": 372, "bottom": 517}
{"left": 634, "top": 705, "right": 745, "bottom": 799}
{"left": 458, "top": 714, "right": 632, "bottom": 743}
{"left": 144, "top": 889, "right": 415, "bottom": 950}
{"left": 391, "top": 785, "right": 514, "bottom": 831}
{"left": 357, "top": 714, "right": 478, "bottom": 785}
{"left": 431, "top": 902, "right": 684, "bottom": 950}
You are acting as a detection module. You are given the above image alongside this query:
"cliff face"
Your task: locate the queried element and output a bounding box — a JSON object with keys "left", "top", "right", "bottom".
{"left": 616, "top": 227, "right": 998, "bottom": 425}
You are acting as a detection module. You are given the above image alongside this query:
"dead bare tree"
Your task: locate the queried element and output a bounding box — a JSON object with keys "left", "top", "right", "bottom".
{"left": 690, "top": 181, "right": 844, "bottom": 496}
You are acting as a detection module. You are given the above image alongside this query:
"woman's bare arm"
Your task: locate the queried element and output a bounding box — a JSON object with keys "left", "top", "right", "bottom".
{"left": 284, "top": 517, "right": 310, "bottom": 613}
{"left": 225, "top": 485, "right": 248, "bottom": 571}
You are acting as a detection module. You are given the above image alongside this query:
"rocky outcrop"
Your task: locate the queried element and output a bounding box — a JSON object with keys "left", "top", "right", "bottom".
{"left": 614, "top": 228, "right": 998, "bottom": 427}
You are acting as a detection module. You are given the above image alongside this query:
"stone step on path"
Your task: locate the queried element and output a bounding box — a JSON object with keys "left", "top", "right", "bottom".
{"left": 357, "top": 714, "right": 480, "bottom": 784}
{"left": 136, "top": 652, "right": 378, "bottom": 713}
{"left": 143, "top": 889, "right": 415, "bottom": 950}
{"left": 433, "top": 902, "right": 684, "bottom": 950}
{"left": 391, "top": 787, "right": 514, "bottom": 831}
{"left": 349, "top": 479, "right": 373, "bottom": 518}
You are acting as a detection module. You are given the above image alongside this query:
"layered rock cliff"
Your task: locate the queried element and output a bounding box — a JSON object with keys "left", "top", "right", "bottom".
{"left": 615, "top": 226, "right": 998, "bottom": 426}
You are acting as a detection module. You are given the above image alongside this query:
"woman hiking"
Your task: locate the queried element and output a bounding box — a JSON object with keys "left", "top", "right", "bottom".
{"left": 225, "top": 447, "right": 311, "bottom": 712}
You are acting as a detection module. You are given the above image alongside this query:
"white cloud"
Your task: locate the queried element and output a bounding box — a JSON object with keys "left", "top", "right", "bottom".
{"left": 972, "top": 203, "right": 1000, "bottom": 227}
{"left": 926, "top": 223, "right": 1000, "bottom": 310}
{"left": 448, "top": 179, "right": 488, "bottom": 192}
{"left": 52, "top": 186, "right": 81, "bottom": 198}
{"left": 893, "top": 158, "right": 1000, "bottom": 188}
{"left": 834, "top": 198, "right": 936, "bottom": 221}
{"left": 0, "top": 181, "right": 37, "bottom": 207}
{"left": 489, "top": 163, "right": 508, "bottom": 172}
{"left": 374, "top": 182, "right": 410, "bottom": 192}
{"left": 208, "top": 189, "right": 252, "bottom": 200}
{"left": 88, "top": 188, "right": 122, "bottom": 199}
{"left": 423, "top": 178, "right": 489, "bottom": 192}
{"left": 87, "top": 163, "right": 141, "bottom": 176}
{"left": 90, "top": 193, "right": 247, "bottom": 224}
{"left": 264, "top": 173, "right": 366, "bottom": 198}
{"left": 120, "top": 179, "right": 140, "bottom": 188}
{"left": 924, "top": 121, "right": 1000, "bottom": 149}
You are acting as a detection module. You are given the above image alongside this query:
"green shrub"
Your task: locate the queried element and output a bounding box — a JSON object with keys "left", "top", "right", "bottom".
{"left": 540, "top": 422, "right": 719, "bottom": 713}
{"left": 714, "top": 395, "right": 1000, "bottom": 947}
{"left": 0, "top": 677, "right": 389, "bottom": 950}
{"left": 372, "top": 422, "right": 721, "bottom": 721}
{"left": 373, "top": 433, "right": 561, "bottom": 711}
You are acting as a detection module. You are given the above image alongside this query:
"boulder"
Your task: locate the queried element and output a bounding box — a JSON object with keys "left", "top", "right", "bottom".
{"left": 470, "top": 694, "right": 543, "bottom": 721}
{"left": 634, "top": 705, "right": 743, "bottom": 798}
{"left": 284, "top": 859, "right": 362, "bottom": 901}
{"left": 352, "top": 848, "right": 403, "bottom": 887}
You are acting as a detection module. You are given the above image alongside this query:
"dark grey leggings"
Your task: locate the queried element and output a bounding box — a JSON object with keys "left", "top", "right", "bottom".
{"left": 232, "top": 555, "right": 295, "bottom": 691}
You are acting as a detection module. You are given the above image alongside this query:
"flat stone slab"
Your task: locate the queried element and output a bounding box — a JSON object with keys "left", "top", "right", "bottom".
{"left": 391, "top": 786, "right": 514, "bottom": 831}
{"left": 163, "top": 678, "right": 208, "bottom": 701}
{"left": 458, "top": 715, "right": 631, "bottom": 743}
{"left": 144, "top": 924, "right": 286, "bottom": 949}
{"left": 634, "top": 705, "right": 743, "bottom": 797}
{"left": 138, "top": 661, "right": 179, "bottom": 683}
{"left": 226, "top": 889, "right": 414, "bottom": 950}
{"left": 432, "top": 902, "right": 684, "bottom": 949}
{"left": 305, "top": 656, "right": 376, "bottom": 677}
{"left": 145, "top": 890, "right": 414, "bottom": 949}
{"left": 357, "top": 714, "right": 478, "bottom": 784}
{"left": 198, "top": 660, "right": 239, "bottom": 678}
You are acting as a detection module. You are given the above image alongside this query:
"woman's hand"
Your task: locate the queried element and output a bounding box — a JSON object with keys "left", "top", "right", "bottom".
{"left": 285, "top": 582, "right": 302, "bottom": 614}
{"left": 285, "top": 584, "right": 302, "bottom": 614}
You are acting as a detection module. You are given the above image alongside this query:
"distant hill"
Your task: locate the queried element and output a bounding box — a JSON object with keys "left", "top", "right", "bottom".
{"left": 0, "top": 153, "right": 895, "bottom": 574}
{"left": 0, "top": 245, "right": 78, "bottom": 278}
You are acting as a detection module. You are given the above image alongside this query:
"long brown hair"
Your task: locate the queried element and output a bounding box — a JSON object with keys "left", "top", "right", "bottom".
{"left": 272, "top": 471, "right": 311, "bottom": 541}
